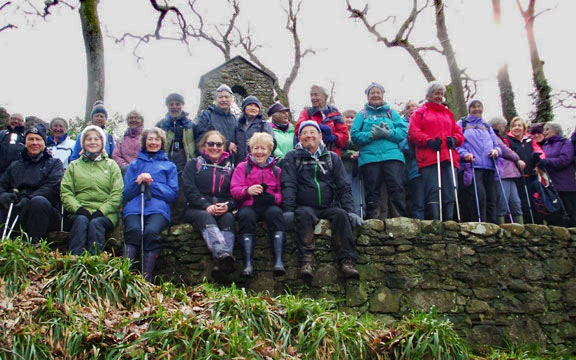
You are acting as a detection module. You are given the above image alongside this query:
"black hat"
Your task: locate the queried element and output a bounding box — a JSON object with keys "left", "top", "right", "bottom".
{"left": 24, "top": 125, "right": 47, "bottom": 144}
{"left": 267, "top": 102, "right": 290, "bottom": 117}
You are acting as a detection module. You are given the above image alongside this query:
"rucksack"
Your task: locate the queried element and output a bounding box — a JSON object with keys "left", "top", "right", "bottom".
{"left": 294, "top": 152, "right": 333, "bottom": 175}
{"left": 245, "top": 161, "right": 280, "bottom": 179}
{"left": 530, "top": 175, "right": 562, "bottom": 215}
{"left": 195, "top": 156, "right": 233, "bottom": 175}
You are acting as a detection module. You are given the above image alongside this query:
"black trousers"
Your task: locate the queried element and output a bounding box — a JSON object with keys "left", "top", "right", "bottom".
{"left": 421, "top": 161, "right": 456, "bottom": 221}
{"left": 460, "top": 168, "right": 497, "bottom": 223}
{"left": 184, "top": 208, "right": 235, "bottom": 232}
{"left": 237, "top": 205, "right": 285, "bottom": 234}
{"left": 69, "top": 215, "right": 114, "bottom": 255}
{"left": 361, "top": 160, "right": 407, "bottom": 218}
{"left": 547, "top": 191, "right": 576, "bottom": 227}
{"left": 0, "top": 195, "right": 60, "bottom": 239}
{"left": 124, "top": 213, "right": 169, "bottom": 251}
{"left": 294, "top": 206, "right": 356, "bottom": 262}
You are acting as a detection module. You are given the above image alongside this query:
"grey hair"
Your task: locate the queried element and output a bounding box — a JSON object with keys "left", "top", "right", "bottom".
{"left": 310, "top": 85, "right": 328, "bottom": 98}
{"left": 214, "top": 84, "right": 233, "bottom": 98}
{"left": 49, "top": 117, "right": 68, "bottom": 131}
{"left": 425, "top": 81, "right": 446, "bottom": 100}
{"left": 126, "top": 110, "right": 144, "bottom": 124}
{"left": 487, "top": 117, "right": 507, "bottom": 128}
{"left": 544, "top": 122, "right": 563, "bottom": 137}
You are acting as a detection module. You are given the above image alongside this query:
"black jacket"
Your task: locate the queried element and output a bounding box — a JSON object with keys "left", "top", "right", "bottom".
{"left": 281, "top": 144, "right": 353, "bottom": 212}
{"left": 234, "top": 114, "right": 274, "bottom": 165}
{"left": 0, "top": 148, "right": 63, "bottom": 205}
{"left": 182, "top": 152, "right": 236, "bottom": 210}
{"left": 0, "top": 125, "right": 25, "bottom": 173}
{"left": 507, "top": 135, "right": 538, "bottom": 176}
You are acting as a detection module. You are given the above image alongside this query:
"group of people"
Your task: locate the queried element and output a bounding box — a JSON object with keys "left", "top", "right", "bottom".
{"left": 1, "top": 80, "right": 575, "bottom": 283}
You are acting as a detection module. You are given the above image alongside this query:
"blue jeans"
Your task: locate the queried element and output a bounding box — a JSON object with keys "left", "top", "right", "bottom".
{"left": 347, "top": 171, "right": 364, "bottom": 217}
{"left": 69, "top": 215, "right": 114, "bottom": 255}
{"left": 124, "top": 213, "right": 169, "bottom": 251}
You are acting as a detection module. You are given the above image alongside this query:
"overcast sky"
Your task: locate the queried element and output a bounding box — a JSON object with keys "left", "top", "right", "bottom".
{"left": 0, "top": 0, "right": 574, "bottom": 132}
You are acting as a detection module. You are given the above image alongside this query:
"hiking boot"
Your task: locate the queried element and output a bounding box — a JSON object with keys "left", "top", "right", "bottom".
{"left": 340, "top": 259, "right": 360, "bottom": 280}
{"left": 300, "top": 254, "right": 314, "bottom": 280}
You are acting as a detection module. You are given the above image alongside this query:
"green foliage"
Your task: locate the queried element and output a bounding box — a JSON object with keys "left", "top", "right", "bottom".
{"left": 64, "top": 112, "right": 126, "bottom": 141}
{"left": 486, "top": 342, "right": 576, "bottom": 360}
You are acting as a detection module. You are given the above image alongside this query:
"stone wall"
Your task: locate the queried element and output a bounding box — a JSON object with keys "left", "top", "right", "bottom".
{"left": 150, "top": 218, "right": 576, "bottom": 349}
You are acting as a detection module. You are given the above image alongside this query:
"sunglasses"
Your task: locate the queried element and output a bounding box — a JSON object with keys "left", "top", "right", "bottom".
{"left": 206, "top": 141, "right": 224, "bottom": 148}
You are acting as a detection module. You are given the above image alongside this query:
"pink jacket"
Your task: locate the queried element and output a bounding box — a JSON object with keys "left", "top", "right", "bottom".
{"left": 112, "top": 127, "right": 143, "bottom": 167}
{"left": 230, "top": 156, "right": 282, "bottom": 208}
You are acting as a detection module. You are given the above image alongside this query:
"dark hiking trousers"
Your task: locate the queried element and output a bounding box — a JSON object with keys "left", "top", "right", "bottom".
{"left": 361, "top": 160, "right": 407, "bottom": 218}
{"left": 124, "top": 213, "right": 169, "bottom": 251}
{"left": 460, "top": 168, "right": 497, "bottom": 223}
{"left": 237, "top": 205, "right": 285, "bottom": 234}
{"left": 421, "top": 161, "right": 456, "bottom": 221}
{"left": 294, "top": 206, "right": 356, "bottom": 263}
{"left": 69, "top": 215, "right": 114, "bottom": 255}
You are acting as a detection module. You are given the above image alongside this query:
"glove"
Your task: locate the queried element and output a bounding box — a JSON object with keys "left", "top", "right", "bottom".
{"left": 76, "top": 207, "right": 91, "bottom": 218}
{"left": 446, "top": 136, "right": 457, "bottom": 150}
{"left": 0, "top": 192, "right": 17, "bottom": 208}
{"left": 319, "top": 124, "right": 332, "bottom": 136}
{"left": 371, "top": 123, "right": 391, "bottom": 140}
{"left": 348, "top": 212, "right": 365, "bottom": 228}
{"left": 320, "top": 124, "right": 338, "bottom": 144}
{"left": 532, "top": 152, "right": 542, "bottom": 165}
{"left": 427, "top": 137, "right": 442, "bottom": 151}
{"left": 537, "top": 159, "right": 548, "bottom": 169}
{"left": 14, "top": 197, "right": 30, "bottom": 212}
{"left": 283, "top": 211, "right": 295, "bottom": 231}
{"left": 90, "top": 210, "right": 105, "bottom": 220}
{"left": 253, "top": 191, "right": 276, "bottom": 208}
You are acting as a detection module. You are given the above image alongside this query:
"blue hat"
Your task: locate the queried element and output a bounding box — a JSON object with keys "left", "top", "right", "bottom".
{"left": 241, "top": 96, "right": 262, "bottom": 113}
{"left": 298, "top": 120, "right": 321, "bottom": 137}
{"left": 91, "top": 100, "right": 108, "bottom": 119}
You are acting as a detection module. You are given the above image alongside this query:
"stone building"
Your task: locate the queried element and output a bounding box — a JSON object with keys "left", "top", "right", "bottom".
{"left": 197, "top": 56, "right": 276, "bottom": 117}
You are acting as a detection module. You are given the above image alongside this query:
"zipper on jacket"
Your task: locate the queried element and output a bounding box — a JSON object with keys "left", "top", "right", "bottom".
{"left": 314, "top": 163, "right": 321, "bottom": 206}
{"left": 211, "top": 167, "right": 216, "bottom": 195}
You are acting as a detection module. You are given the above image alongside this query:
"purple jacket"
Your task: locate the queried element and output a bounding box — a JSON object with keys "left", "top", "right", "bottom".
{"left": 541, "top": 135, "right": 576, "bottom": 192}
{"left": 457, "top": 115, "right": 501, "bottom": 171}
{"left": 495, "top": 136, "right": 521, "bottom": 179}
{"left": 112, "top": 127, "right": 143, "bottom": 167}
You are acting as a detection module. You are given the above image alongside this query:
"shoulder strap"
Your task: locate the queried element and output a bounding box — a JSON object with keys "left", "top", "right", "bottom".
{"left": 306, "top": 108, "right": 313, "bottom": 120}
{"left": 245, "top": 161, "right": 252, "bottom": 177}
{"left": 195, "top": 157, "right": 205, "bottom": 173}
{"left": 0, "top": 130, "right": 6, "bottom": 144}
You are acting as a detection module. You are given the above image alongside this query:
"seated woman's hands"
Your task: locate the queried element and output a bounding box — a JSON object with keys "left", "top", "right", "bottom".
{"left": 136, "top": 173, "right": 154, "bottom": 185}
{"left": 207, "top": 202, "right": 229, "bottom": 216}
{"left": 247, "top": 184, "right": 263, "bottom": 196}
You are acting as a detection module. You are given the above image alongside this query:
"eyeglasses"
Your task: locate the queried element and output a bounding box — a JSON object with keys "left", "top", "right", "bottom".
{"left": 206, "top": 141, "right": 224, "bottom": 148}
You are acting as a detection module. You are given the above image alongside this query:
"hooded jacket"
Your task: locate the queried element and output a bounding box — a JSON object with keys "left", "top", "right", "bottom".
{"left": 408, "top": 102, "right": 464, "bottom": 169}
{"left": 0, "top": 125, "right": 25, "bottom": 173}
{"left": 69, "top": 126, "right": 115, "bottom": 162}
{"left": 0, "top": 148, "right": 63, "bottom": 206}
{"left": 61, "top": 152, "right": 124, "bottom": 226}
{"left": 295, "top": 105, "right": 348, "bottom": 157}
{"left": 506, "top": 132, "right": 544, "bottom": 177}
{"left": 540, "top": 135, "right": 576, "bottom": 192}
{"left": 230, "top": 155, "right": 282, "bottom": 208}
{"left": 494, "top": 135, "right": 521, "bottom": 179}
{"left": 351, "top": 103, "right": 407, "bottom": 167}
{"left": 155, "top": 112, "right": 196, "bottom": 165}
{"left": 123, "top": 150, "right": 179, "bottom": 222}
{"left": 281, "top": 143, "right": 353, "bottom": 212}
{"left": 46, "top": 134, "right": 75, "bottom": 170}
{"left": 182, "top": 151, "right": 236, "bottom": 210}
{"left": 457, "top": 115, "right": 501, "bottom": 170}
{"left": 112, "top": 127, "right": 143, "bottom": 167}
{"left": 234, "top": 114, "right": 274, "bottom": 165}
{"left": 196, "top": 105, "right": 238, "bottom": 147}
{"left": 271, "top": 122, "right": 295, "bottom": 160}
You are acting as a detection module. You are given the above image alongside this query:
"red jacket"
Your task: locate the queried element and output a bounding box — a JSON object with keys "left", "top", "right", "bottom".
{"left": 408, "top": 102, "right": 464, "bottom": 169}
{"left": 295, "top": 106, "right": 348, "bottom": 157}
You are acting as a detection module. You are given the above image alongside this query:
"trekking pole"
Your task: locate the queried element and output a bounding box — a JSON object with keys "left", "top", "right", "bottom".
{"left": 6, "top": 214, "right": 19, "bottom": 240}
{"left": 448, "top": 149, "right": 461, "bottom": 222}
{"left": 140, "top": 182, "right": 147, "bottom": 277}
{"left": 471, "top": 166, "right": 482, "bottom": 222}
{"left": 2, "top": 202, "right": 14, "bottom": 241}
{"left": 436, "top": 150, "right": 443, "bottom": 222}
{"left": 522, "top": 176, "right": 535, "bottom": 224}
{"left": 60, "top": 205, "right": 65, "bottom": 232}
{"left": 493, "top": 158, "right": 514, "bottom": 223}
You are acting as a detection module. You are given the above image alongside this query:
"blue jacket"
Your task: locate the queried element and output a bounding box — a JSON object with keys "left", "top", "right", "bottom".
{"left": 122, "top": 150, "right": 179, "bottom": 222}
{"left": 457, "top": 115, "right": 501, "bottom": 171}
{"left": 351, "top": 103, "right": 407, "bottom": 167}
{"left": 399, "top": 116, "right": 420, "bottom": 181}
{"left": 69, "top": 127, "right": 115, "bottom": 162}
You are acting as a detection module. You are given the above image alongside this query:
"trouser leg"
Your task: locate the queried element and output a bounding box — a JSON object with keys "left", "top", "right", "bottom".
{"left": 484, "top": 170, "right": 498, "bottom": 223}
{"left": 294, "top": 206, "right": 317, "bottom": 261}
{"left": 421, "top": 164, "right": 440, "bottom": 220}
{"left": 440, "top": 162, "right": 456, "bottom": 221}
{"left": 361, "top": 162, "right": 383, "bottom": 219}
{"left": 263, "top": 205, "right": 285, "bottom": 232}
{"left": 142, "top": 214, "right": 169, "bottom": 251}
{"left": 317, "top": 207, "right": 356, "bottom": 263}
{"left": 69, "top": 215, "right": 90, "bottom": 255}
{"left": 408, "top": 176, "right": 425, "bottom": 220}
{"left": 380, "top": 160, "right": 407, "bottom": 217}
{"left": 23, "top": 196, "right": 60, "bottom": 239}
{"left": 87, "top": 216, "right": 114, "bottom": 254}
{"left": 237, "top": 207, "right": 258, "bottom": 234}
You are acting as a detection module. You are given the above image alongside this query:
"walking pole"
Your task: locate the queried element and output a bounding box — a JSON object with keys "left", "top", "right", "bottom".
{"left": 436, "top": 150, "right": 443, "bottom": 222}
{"left": 6, "top": 215, "right": 19, "bottom": 240}
{"left": 471, "top": 166, "right": 482, "bottom": 222}
{"left": 522, "top": 176, "right": 535, "bottom": 224}
{"left": 60, "top": 205, "right": 65, "bottom": 232}
{"left": 140, "top": 182, "right": 146, "bottom": 277}
{"left": 359, "top": 172, "right": 365, "bottom": 219}
{"left": 448, "top": 149, "right": 461, "bottom": 222}
{"left": 2, "top": 202, "right": 14, "bottom": 240}
{"left": 493, "top": 158, "right": 514, "bottom": 223}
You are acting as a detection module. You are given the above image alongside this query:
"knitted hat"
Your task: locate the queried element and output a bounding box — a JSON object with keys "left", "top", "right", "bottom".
{"left": 365, "top": 82, "right": 385, "bottom": 96}
{"left": 467, "top": 99, "right": 483, "bottom": 112}
{"left": 215, "top": 84, "right": 233, "bottom": 95}
{"left": 24, "top": 125, "right": 47, "bottom": 144}
{"left": 241, "top": 96, "right": 262, "bottom": 113}
{"left": 80, "top": 125, "right": 107, "bottom": 154}
{"left": 298, "top": 120, "right": 321, "bottom": 137}
{"left": 91, "top": 100, "right": 108, "bottom": 119}
{"left": 165, "top": 93, "right": 185, "bottom": 106}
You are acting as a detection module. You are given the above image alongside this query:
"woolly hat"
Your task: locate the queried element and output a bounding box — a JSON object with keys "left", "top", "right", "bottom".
{"left": 91, "top": 100, "right": 108, "bottom": 119}
{"left": 241, "top": 96, "right": 262, "bottom": 113}
{"left": 365, "top": 82, "right": 385, "bottom": 96}
{"left": 165, "top": 93, "right": 185, "bottom": 106}
{"left": 80, "top": 125, "right": 107, "bottom": 154}
{"left": 24, "top": 125, "right": 47, "bottom": 144}
{"left": 215, "top": 84, "right": 233, "bottom": 95}
{"left": 298, "top": 120, "right": 321, "bottom": 137}
{"left": 467, "top": 99, "right": 483, "bottom": 112}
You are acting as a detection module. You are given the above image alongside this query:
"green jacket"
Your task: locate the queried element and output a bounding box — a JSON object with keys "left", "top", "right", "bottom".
{"left": 165, "top": 126, "right": 195, "bottom": 161}
{"left": 61, "top": 153, "right": 124, "bottom": 226}
{"left": 351, "top": 104, "right": 407, "bottom": 167}
{"left": 272, "top": 123, "right": 295, "bottom": 160}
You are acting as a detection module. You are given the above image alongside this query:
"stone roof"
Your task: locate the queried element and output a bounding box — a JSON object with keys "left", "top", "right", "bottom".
{"left": 198, "top": 55, "right": 275, "bottom": 88}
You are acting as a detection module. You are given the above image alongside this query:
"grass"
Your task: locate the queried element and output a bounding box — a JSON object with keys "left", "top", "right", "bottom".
{"left": 0, "top": 237, "right": 574, "bottom": 359}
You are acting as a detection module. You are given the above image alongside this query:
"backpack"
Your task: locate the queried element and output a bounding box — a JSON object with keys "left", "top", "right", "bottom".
{"left": 245, "top": 161, "right": 280, "bottom": 179}
{"left": 294, "top": 152, "right": 333, "bottom": 175}
{"left": 195, "top": 156, "right": 233, "bottom": 175}
{"left": 530, "top": 174, "right": 562, "bottom": 215}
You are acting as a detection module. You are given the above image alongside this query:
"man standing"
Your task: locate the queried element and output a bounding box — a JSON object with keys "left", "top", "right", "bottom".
{"left": 295, "top": 85, "right": 348, "bottom": 157}
{"left": 196, "top": 84, "right": 238, "bottom": 155}
{"left": 281, "top": 121, "right": 364, "bottom": 281}
{"left": 69, "top": 101, "right": 115, "bottom": 162}
{"left": 0, "top": 113, "right": 25, "bottom": 173}
{"left": 268, "top": 102, "right": 294, "bottom": 162}
{"left": 156, "top": 93, "right": 196, "bottom": 173}
{"left": 0, "top": 126, "right": 63, "bottom": 242}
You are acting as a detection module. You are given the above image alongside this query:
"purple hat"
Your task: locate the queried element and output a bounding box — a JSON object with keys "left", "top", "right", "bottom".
{"left": 298, "top": 120, "right": 320, "bottom": 137}
{"left": 267, "top": 102, "right": 290, "bottom": 117}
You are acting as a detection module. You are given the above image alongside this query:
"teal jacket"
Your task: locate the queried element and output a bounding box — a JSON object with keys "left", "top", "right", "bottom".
{"left": 351, "top": 104, "right": 407, "bottom": 167}
{"left": 272, "top": 123, "right": 295, "bottom": 160}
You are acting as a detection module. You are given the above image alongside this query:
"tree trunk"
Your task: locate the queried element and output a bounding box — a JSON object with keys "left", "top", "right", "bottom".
{"left": 404, "top": 43, "right": 436, "bottom": 82}
{"left": 79, "top": 0, "right": 105, "bottom": 123}
{"left": 497, "top": 64, "right": 518, "bottom": 122}
{"left": 434, "top": 0, "right": 466, "bottom": 119}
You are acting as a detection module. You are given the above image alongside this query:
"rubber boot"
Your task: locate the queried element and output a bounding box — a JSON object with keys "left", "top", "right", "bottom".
{"left": 271, "top": 231, "right": 286, "bottom": 276}
{"left": 300, "top": 254, "right": 314, "bottom": 280}
{"left": 142, "top": 250, "right": 159, "bottom": 283}
{"left": 496, "top": 216, "right": 505, "bottom": 225}
{"left": 513, "top": 215, "right": 524, "bottom": 224}
{"left": 240, "top": 234, "right": 255, "bottom": 277}
{"left": 123, "top": 244, "right": 139, "bottom": 264}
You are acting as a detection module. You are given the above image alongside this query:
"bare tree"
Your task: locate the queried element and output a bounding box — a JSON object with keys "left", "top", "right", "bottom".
{"left": 346, "top": 0, "right": 438, "bottom": 82}
{"left": 0, "top": 1, "right": 17, "bottom": 33}
{"left": 516, "top": 0, "right": 554, "bottom": 123}
{"left": 189, "top": 0, "right": 239, "bottom": 61}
